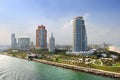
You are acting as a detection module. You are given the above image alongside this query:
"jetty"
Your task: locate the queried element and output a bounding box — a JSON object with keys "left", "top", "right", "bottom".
{"left": 34, "top": 59, "right": 120, "bottom": 79}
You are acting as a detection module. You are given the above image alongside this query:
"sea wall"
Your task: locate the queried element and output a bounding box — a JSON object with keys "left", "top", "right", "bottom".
{"left": 34, "top": 59, "right": 120, "bottom": 79}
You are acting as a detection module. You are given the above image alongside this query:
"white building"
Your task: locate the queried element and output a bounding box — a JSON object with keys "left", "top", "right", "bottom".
{"left": 109, "top": 45, "right": 120, "bottom": 53}
{"left": 18, "top": 38, "right": 30, "bottom": 51}
{"left": 66, "top": 49, "right": 94, "bottom": 55}
{"left": 11, "top": 33, "right": 17, "bottom": 49}
{"left": 49, "top": 33, "right": 55, "bottom": 52}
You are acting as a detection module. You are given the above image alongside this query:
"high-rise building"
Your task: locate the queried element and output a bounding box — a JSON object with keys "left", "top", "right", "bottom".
{"left": 30, "top": 42, "right": 34, "bottom": 49}
{"left": 73, "top": 16, "right": 87, "bottom": 52}
{"left": 36, "top": 25, "right": 47, "bottom": 49}
{"left": 49, "top": 33, "right": 55, "bottom": 52}
{"left": 11, "top": 33, "right": 16, "bottom": 49}
{"left": 18, "top": 38, "right": 30, "bottom": 51}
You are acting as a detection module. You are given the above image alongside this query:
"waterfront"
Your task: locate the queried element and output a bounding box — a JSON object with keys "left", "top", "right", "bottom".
{"left": 0, "top": 55, "right": 115, "bottom": 80}
{"left": 0, "top": 46, "right": 9, "bottom": 52}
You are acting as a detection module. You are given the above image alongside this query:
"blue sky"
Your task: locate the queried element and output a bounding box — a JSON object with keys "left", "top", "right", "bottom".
{"left": 0, "top": 0, "right": 120, "bottom": 45}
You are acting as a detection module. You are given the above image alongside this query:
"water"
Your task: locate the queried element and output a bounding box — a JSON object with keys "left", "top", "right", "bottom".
{"left": 117, "top": 45, "right": 120, "bottom": 50}
{"left": 0, "top": 55, "right": 115, "bottom": 80}
{"left": 0, "top": 45, "right": 9, "bottom": 52}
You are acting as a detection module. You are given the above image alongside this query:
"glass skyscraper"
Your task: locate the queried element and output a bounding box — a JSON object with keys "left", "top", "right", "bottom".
{"left": 11, "top": 33, "right": 16, "bottom": 49}
{"left": 73, "top": 16, "right": 87, "bottom": 52}
{"left": 36, "top": 25, "right": 47, "bottom": 49}
{"left": 18, "top": 38, "right": 30, "bottom": 51}
{"left": 49, "top": 33, "right": 55, "bottom": 52}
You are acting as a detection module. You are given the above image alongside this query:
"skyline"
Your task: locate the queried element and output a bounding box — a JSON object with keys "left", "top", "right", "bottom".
{"left": 0, "top": 0, "right": 120, "bottom": 45}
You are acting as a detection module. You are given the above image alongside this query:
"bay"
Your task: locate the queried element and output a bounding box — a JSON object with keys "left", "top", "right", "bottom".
{"left": 0, "top": 55, "right": 115, "bottom": 80}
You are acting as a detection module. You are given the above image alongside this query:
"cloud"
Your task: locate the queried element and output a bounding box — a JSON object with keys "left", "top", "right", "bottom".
{"left": 63, "top": 20, "right": 72, "bottom": 28}
{"left": 52, "top": 17, "right": 73, "bottom": 45}
{"left": 83, "top": 13, "right": 90, "bottom": 19}
{"left": 86, "top": 22, "right": 120, "bottom": 45}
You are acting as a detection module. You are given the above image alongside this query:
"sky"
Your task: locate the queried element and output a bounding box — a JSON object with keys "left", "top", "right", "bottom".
{"left": 0, "top": 0, "right": 120, "bottom": 45}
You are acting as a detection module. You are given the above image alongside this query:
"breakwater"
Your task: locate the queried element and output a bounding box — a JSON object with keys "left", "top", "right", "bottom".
{"left": 34, "top": 59, "right": 120, "bottom": 79}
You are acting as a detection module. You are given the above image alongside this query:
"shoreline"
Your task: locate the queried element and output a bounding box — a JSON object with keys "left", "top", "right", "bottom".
{"left": 33, "top": 59, "right": 120, "bottom": 79}
{"left": 3, "top": 54, "right": 120, "bottom": 79}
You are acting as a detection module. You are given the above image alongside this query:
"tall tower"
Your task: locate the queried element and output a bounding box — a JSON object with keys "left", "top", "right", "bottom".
{"left": 36, "top": 25, "right": 47, "bottom": 49}
{"left": 73, "top": 16, "right": 87, "bottom": 52}
{"left": 49, "top": 33, "right": 55, "bottom": 52}
{"left": 11, "top": 33, "right": 16, "bottom": 49}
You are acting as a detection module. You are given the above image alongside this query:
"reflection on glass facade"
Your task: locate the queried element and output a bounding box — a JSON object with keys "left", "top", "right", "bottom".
{"left": 11, "top": 33, "right": 16, "bottom": 49}
{"left": 73, "top": 17, "right": 87, "bottom": 52}
{"left": 18, "top": 38, "right": 30, "bottom": 51}
{"left": 40, "top": 30, "right": 45, "bottom": 48}
{"left": 36, "top": 25, "right": 47, "bottom": 49}
{"left": 49, "top": 33, "right": 55, "bottom": 52}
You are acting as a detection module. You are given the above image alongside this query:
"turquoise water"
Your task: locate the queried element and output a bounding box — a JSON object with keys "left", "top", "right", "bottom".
{"left": 0, "top": 55, "right": 115, "bottom": 80}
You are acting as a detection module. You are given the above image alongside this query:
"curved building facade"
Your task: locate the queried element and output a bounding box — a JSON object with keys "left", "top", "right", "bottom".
{"left": 73, "top": 16, "right": 87, "bottom": 52}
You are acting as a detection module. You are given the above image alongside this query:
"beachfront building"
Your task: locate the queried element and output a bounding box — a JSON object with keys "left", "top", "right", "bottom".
{"left": 49, "top": 33, "right": 55, "bottom": 52}
{"left": 18, "top": 38, "right": 30, "bottom": 51}
{"left": 36, "top": 25, "right": 47, "bottom": 49}
{"left": 73, "top": 16, "right": 87, "bottom": 52}
{"left": 11, "top": 33, "right": 17, "bottom": 49}
{"left": 66, "top": 16, "right": 93, "bottom": 55}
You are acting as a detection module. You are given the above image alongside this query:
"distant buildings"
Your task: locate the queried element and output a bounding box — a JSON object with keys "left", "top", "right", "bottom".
{"left": 73, "top": 16, "right": 87, "bottom": 52}
{"left": 36, "top": 25, "right": 47, "bottom": 49}
{"left": 10, "top": 17, "right": 91, "bottom": 54}
{"left": 11, "top": 33, "right": 31, "bottom": 51}
{"left": 109, "top": 45, "right": 120, "bottom": 53}
{"left": 49, "top": 33, "right": 55, "bottom": 52}
{"left": 56, "top": 45, "right": 72, "bottom": 50}
{"left": 18, "top": 38, "right": 30, "bottom": 51}
{"left": 11, "top": 33, "right": 16, "bottom": 49}
{"left": 30, "top": 42, "right": 34, "bottom": 49}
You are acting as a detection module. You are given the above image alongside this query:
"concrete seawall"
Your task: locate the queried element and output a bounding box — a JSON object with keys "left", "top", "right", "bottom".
{"left": 34, "top": 59, "right": 120, "bottom": 79}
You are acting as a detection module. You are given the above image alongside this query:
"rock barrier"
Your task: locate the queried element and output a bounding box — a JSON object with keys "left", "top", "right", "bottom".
{"left": 34, "top": 59, "right": 120, "bottom": 79}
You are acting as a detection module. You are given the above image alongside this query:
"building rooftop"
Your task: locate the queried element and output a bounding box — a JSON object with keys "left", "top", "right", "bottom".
{"left": 38, "top": 25, "right": 45, "bottom": 29}
{"left": 74, "top": 16, "right": 83, "bottom": 20}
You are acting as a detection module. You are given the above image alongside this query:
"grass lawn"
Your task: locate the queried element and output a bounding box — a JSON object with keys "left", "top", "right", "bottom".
{"left": 88, "top": 63, "right": 120, "bottom": 73}
{"left": 94, "top": 60, "right": 101, "bottom": 65}
{"left": 114, "top": 63, "right": 120, "bottom": 67}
